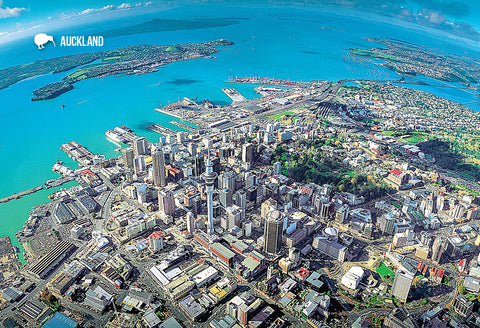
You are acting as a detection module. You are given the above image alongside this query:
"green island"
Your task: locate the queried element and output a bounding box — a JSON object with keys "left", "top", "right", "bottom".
{"left": 0, "top": 39, "right": 233, "bottom": 101}
{"left": 349, "top": 38, "right": 480, "bottom": 88}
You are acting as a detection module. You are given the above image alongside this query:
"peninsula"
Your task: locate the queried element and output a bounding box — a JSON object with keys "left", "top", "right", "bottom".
{"left": 0, "top": 39, "right": 233, "bottom": 100}
{"left": 350, "top": 37, "right": 480, "bottom": 88}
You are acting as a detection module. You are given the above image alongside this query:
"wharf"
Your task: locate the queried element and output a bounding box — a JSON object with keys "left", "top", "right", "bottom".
{"left": 146, "top": 123, "right": 175, "bottom": 136}
{"left": 154, "top": 108, "right": 185, "bottom": 120}
{"left": 222, "top": 88, "right": 247, "bottom": 102}
{"left": 0, "top": 186, "right": 43, "bottom": 204}
{"left": 60, "top": 141, "right": 95, "bottom": 166}
{"left": 226, "top": 76, "right": 313, "bottom": 88}
{"left": 44, "top": 176, "right": 75, "bottom": 189}
{"left": 169, "top": 120, "right": 198, "bottom": 132}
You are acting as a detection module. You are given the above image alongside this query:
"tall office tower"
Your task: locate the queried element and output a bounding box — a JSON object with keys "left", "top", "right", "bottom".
{"left": 222, "top": 171, "right": 237, "bottom": 191}
{"left": 134, "top": 156, "right": 146, "bottom": 172}
{"left": 391, "top": 269, "right": 414, "bottom": 302}
{"left": 264, "top": 210, "right": 283, "bottom": 254}
{"left": 194, "top": 155, "right": 204, "bottom": 177}
{"left": 166, "top": 134, "right": 176, "bottom": 145}
{"left": 121, "top": 147, "right": 134, "bottom": 170}
{"left": 202, "top": 146, "right": 217, "bottom": 235}
{"left": 158, "top": 190, "right": 176, "bottom": 216}
{"left": 134, "top": 137, "right": 148, "bottom": 156}
{"left": 177, "top": 131, "right": 187, "bottom": 144}
{"left": 151, "top": 145, "right": 166, "bottom": 187}
{"left": 187, "top": 143, "right": 197, "bottom": 156}
{"left": 235, "top": 189, "right": 247, "bottom": 209}
{"left": 186, "top": 212, "right": 195, "bottom": 233}
{"left": 431, "top": 236, "right": 445, "bottom": 264}
{"left": 220, "top": 188, "right": 233, "bottom": 208}
{"left": 242, "top": 143, "right": 254, "bottom": 163}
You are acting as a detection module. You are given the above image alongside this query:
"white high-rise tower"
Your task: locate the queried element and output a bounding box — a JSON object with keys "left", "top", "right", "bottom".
{"left": 202, "top": 146, "right": 217, "bottom": 234}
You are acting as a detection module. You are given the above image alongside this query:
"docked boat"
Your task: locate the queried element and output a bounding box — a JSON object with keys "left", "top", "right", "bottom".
{"left": 105, "top": 129, "right": 126, "bottom": 145}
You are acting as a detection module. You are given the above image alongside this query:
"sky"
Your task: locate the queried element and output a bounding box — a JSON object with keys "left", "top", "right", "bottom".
{"left": 0, "top": 0, "right": 479, "bottom": 44}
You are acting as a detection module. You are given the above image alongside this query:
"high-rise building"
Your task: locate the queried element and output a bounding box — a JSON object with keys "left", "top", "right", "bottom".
{"left": 391, "top": 269, "right": 414, "bottom": 302}
{"left": 321, "top": 184, "right": 333, "bottom": 196}
{"left": 134, "top": 137, "right": 148, "bottom": 157}
{"left": 431, "top": 236, "right": 444, "bottom": 264}
{"left": 194, "top": 155, "right": 204, "bottom": 177}
{"left": 335, "top": 204, "right": 349, "bottom": 223}
{"left": 274, "top": 162, "right": 281, "bottom": 175}
{"left": 242, "top": 143, "right": 254, "bottom": 163}
{"left": 220, "top": 188, "right": 233, "bottom": 208}
{"left": 134, "top": 156, "right": 146, "bottom": 172}
{"left": 151, "top": 145, "right": 166, "bottom": 187}
{"left": 202, "top": 146, "right": 217, "bottom": 235}
{"left": 380, "top": 213, "right": 395, "bottom": 235}
{"left": 177, "top": 131, "right": 187, "bottom": 144}
{"left": 187, "top": 143, "right": 197, "bottom": 156}
{"left": 121, "top": 147, "right": 134, "bottom": 170}
{"left": 320, "top": 201, "right": 331, "bottom": 221}
{"left": 235, "top": 189, "right": 247, "bottom": 209}
{"left": 158, "top": 190, "right": 176, "bottom": 216}
{"left": 261, "top": 199, "right": 277, "bottom": 219}
{"left": 264, "top": 210, "right": 283, "bottom": 254}
{"left": 147, "top": 231, "right": 163, "bottom": 252}
{"left": 223, "top": 171, "right": 237, "bottom": 191}
{"left": 186, "top": 212, "right": 195, "bottom": 233}
{"left": 226, "top": 205, "right": 244, "bottom": 230}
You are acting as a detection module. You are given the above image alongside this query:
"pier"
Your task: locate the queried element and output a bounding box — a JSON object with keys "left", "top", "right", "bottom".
{"left": 0, "top": 186, "right": 43, "bottom": 204}
{"left": 169, "top": 120, "right": 198, "bottom": 132}
{"left": 60, "top": 141, "right": 95, "bottom": 166}
{"left": 146, "top": 123, "right": 176, "bottom": 135}
{"left": 44, "top": 176, "right": 75, "bottom": 189}
{"left": 221, "top": 88, "right": 247, "bottom": 102}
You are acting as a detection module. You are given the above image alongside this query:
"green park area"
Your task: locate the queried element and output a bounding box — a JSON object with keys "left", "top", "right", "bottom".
{"left": 269, "top": 111, "right": 298, "bottom": 122}
{"left": 376, "top": 262, "right": 394, "bottom": 280}
{"left": 401, "top": 132, "right": 428, "bottom": 143}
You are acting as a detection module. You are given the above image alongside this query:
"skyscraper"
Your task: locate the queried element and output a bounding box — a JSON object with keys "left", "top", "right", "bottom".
{"left": 202, "top": 146, "right": 217, "bottom": 235}
{"left": 264, "top": 210, "right": 283, "bottom": 254}
{"left": 220, "top": 188, "right": 233, "bottom": 208}
{"left": 134, "top": 156, "right": 146, "bottom": 172}
{"left": 158, "top": 190, "right": 176, "bottom": 216}
{"left": 431, "top": 236, "right": 445, "bottom": 264}
{"left": 242, "top": 143, "right": 254, "bottom": 163}
{"left": 121, "top": 147, "right": 134, "bottom": 170}
{"left": 186, "top": 212, "right": 195, "bottom": 233}
{"left": 134, "top": 137, "right": 148, "bottom": 156}
{"left": 151, "top": 145, "right": 166, "bottom": 187}
{"left": 391, "top": 269, "right": 414, "bottom": 302}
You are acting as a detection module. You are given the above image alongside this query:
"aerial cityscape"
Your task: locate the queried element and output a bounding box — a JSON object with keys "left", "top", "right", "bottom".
{"left": 2, "top": 1, "right": 480, "bottom": 328}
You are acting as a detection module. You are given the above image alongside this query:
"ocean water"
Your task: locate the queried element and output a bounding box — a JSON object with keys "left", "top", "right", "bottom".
{"left": 1, "top": 3, "right": 479, "bottom": 261}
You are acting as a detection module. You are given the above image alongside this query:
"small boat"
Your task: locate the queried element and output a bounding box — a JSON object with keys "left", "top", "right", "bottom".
{"left": 62, "top": 104, "right": 65, "bottom": 109}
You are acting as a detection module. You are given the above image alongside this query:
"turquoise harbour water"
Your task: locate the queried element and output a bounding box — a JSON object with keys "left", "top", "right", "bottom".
{"left": 1, "top": 4, "right": 480, "bottom": 261}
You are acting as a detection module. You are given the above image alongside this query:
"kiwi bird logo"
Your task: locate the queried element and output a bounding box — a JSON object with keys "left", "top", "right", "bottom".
{"left": 34, "top": 33, "right": 55, "bottom": 49}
